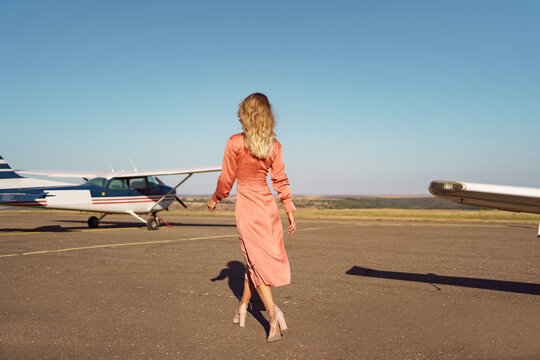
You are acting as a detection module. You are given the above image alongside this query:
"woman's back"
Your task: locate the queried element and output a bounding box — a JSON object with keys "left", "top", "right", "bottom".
{"left": 216, "top": 133, "right": 294, "bottom": 213}
{"left": 233, "top": 133, "right": 275, "bottom": 187}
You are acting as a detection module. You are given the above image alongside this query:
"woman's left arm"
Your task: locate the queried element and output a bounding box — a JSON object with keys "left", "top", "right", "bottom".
{"left": 208, "top": 137, "right": 238, "bottom": 211}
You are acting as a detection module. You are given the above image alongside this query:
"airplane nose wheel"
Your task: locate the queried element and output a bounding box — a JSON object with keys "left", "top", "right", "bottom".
{"left": 147, "top": 216, "right": 159, "bottom": 230}
{"left": 88, "top": 214, "right": 106, "bottom": 229}
{"left": 88, "top": 216, "right": 100, "bottom": 228}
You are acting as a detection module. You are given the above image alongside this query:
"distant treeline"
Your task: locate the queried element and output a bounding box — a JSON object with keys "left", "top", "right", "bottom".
{"left": 293, "top": 197, "right": 481, "bottom": 210}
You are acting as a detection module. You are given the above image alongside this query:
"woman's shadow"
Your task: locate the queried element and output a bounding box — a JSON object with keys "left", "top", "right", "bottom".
{"left": 210, "top": 261, "right": 269, "bottom": 331}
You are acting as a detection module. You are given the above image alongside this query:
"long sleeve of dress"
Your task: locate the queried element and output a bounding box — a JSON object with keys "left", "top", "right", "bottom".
{"left": 270, "top": 141, "right": 296, "bottom": 213}
{"left": 212, "top": 137, "right": 238, "bottom": 203}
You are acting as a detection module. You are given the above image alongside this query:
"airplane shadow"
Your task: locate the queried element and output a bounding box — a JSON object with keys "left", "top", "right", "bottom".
{"left": 210, "top": 261, "right": 269, "bottom": 333}
{"left": 0, "top": 225, "right": 76, "bottom": 233}
{"left": 346, "top": 266, "right": 540, "bottom": 296}
{"left": 57, "top": 220, "right": 237, "bottom": 228}
{"left": 0, "top": 222, "right": 145, "bottom": 232}
{"left": 160, "top": 222, "right": 237, "bottom": 228}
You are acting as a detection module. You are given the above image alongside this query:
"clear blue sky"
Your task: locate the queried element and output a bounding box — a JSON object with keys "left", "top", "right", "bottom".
{"left": 1, "top": 1, "right": 539, "bottom": 195}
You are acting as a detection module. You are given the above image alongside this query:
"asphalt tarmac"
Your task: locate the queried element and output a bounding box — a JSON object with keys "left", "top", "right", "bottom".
{"left": 0, "top": 212, "right": 539, "bottom": 360}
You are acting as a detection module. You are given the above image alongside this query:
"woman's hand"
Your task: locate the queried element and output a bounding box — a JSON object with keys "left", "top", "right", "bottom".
{"left": 207, "top": 199, "right": 217, "bottom": 212}
{"left": 287, "top": 211, "right": 296, "bottom": 235}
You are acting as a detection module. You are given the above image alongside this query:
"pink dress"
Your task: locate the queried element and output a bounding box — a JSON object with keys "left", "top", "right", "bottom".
{"left": 212, "top": 133, "right": 296, "bottom": 287}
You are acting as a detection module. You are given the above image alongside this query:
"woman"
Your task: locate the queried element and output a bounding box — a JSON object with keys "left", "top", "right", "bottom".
{"left": 207, "top": 93, "right": 296, "bottom": 343}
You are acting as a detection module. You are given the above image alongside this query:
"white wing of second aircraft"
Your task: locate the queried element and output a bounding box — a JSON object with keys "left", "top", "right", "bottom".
{"left": 429, "top": 180, "right": 540, "bottom": 215}
{"left": 17, "top": 167, "right": 221, "bottom": 179}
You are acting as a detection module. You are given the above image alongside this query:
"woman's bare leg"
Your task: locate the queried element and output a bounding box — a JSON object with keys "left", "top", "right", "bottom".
{"left": 240, "top": 273, "right": 256, "bottom": 303}
{"left": 256, "top": 284, "right": 283, "bottom": 341}
{"left": 255, "top": 284, "right": 275, "bottom": 311}
{"left": 238, "top": 274, "right": 286, "bottom": 341}
{"left": 256, "top": 284, "right": 277, "bottom": 322}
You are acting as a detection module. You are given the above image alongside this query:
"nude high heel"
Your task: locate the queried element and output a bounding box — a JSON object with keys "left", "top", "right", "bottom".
{"left": 266, "top": 304, "right": 287, "bottom": 342}
{"left": 232, "top": 299, "right": 249, "bottom": 327}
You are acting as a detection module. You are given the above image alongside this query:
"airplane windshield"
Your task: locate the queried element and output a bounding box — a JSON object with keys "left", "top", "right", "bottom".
{"left": 87, "top": 177, "right": 107, "bottom": 187}
{"left": 147, "top": 176, "right": 158, "bottom": 188}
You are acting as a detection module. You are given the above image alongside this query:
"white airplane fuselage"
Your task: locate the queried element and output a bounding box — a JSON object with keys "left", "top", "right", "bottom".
{"left": 0, "top": 183, "right": 175, "bottom": 214}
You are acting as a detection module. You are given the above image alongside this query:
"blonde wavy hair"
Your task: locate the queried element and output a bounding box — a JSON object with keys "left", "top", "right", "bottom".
{"left": 238, "top": 93, "right": 276, "bottom": 159}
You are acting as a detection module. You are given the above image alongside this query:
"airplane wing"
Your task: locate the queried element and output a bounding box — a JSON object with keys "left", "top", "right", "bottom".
{"left": 111, "top": 166, "right": 221, "bottom": 178}
{"left": 429, "top": 180, "right": 540, "bottom": 214}
{"left": 16, "top": 167, "right": 221, "bottom": 179}
{"left": 16, "top": 170, "right": 110, "bottom": 179}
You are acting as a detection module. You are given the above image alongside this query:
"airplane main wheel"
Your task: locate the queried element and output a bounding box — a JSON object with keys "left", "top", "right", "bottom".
{"left": 88, "top": 216, "right": 99, "bottom": 228}
{"left": 147, "top": 217, "right": 159, "bottom": 230}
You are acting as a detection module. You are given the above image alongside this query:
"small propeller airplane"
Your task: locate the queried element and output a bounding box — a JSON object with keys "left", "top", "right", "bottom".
{"left": 0, "top": 155, "right": 220, "bottom": 230}
{"left": 429, "top": 180, "right": 540, "bottom": 237}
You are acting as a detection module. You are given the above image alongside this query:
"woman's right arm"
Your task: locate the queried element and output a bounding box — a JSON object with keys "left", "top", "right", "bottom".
{"left": 287, "top": 211, "right": 296, "bottom": 235}
{"left": 270, "top": 141, "right": 295, "bottom": 213}
{"left": 270, "top": 140, "right": 296, "bottom": 234}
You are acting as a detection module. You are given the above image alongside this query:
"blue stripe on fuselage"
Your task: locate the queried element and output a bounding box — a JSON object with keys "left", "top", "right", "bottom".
{"left": 0, "top": 171, "right": 23, "bottom": 179}
{"left": 0, "top": 183, "right": 175, "bottom": 198}
{"left": 0, "top": 185, "right": 89, "bottom": 195}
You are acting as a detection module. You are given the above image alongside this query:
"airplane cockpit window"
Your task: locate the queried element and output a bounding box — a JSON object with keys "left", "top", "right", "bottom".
{"left": 107, "top": 178, "right": 128, "bottom": 191}
{"left": 128, "top": 177, "right": 147, "bottom": 190}
{"left": 87, "top": 177, "right": 107, "bottom": 187}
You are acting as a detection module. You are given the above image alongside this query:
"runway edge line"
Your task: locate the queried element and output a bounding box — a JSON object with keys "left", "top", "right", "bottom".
{"left": 0, "top": 224, "right": 358, "bottom": 258}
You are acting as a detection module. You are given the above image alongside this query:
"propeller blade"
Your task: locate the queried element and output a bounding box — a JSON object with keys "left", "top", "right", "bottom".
{"left": 175, "top": 196, "right": 187, "bottom": 208}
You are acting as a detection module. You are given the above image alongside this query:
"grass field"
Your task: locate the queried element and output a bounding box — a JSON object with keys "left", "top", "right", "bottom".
{"left": 290, "top": 208, "right": 539, "bottom": 223}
